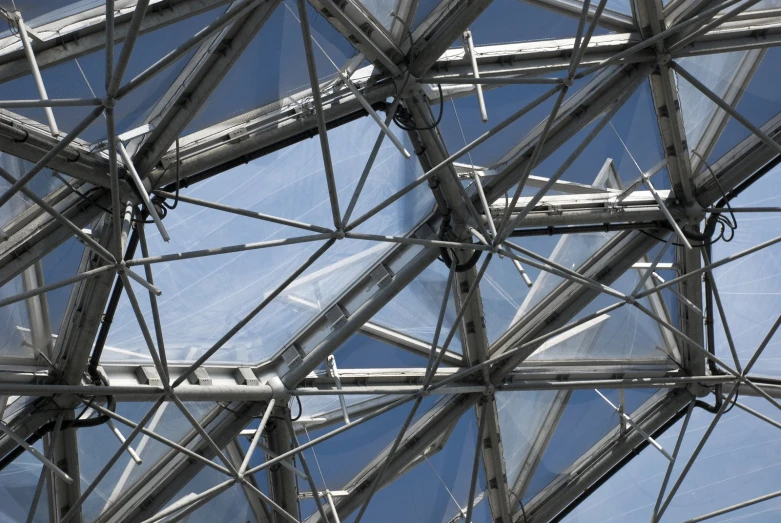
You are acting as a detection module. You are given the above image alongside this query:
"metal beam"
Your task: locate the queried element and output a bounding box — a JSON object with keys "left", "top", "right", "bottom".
{"left": 0, "top": 0, "right": 234, "bottom": 85}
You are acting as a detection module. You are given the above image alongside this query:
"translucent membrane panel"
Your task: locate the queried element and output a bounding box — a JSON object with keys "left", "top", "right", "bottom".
{"left": 370, "top": 259, "right": 464, "bottom": 354}
{"left": 296, "top": 393, "right": 402, "bottom": 428}
{"left": 707, "top": 47, "right": 781, "bottom": 165}
{"left": 0, "top": 270, "right": 32, "bottom": 360}
{"left": 605, "top": 0, "right": 632, "bottom": 14}
{"left": 78, "top": 401, "right": 214, "bottom": 521}
{"left": 289, "top": 394, "right": 437, "bottom": 502}
{"left": 463, "top": 0, "right": 602, "bottom": 45}
{"left": 105, "top": 116, "right": 431, "bottom": 364}
{"left": 331, "top": 333, "right": 439, "bottom": 369}
{"left": 439, "top": 84, "right": 565, "bottom": 168}
{"left": 712, "top": 164, "right": 781, "bottom": 375}
{"left": 0, "top": 439, "right": 51, "bottom": 523}
{"left": 676, "top": 51, "right": 749, "bottom": 155}
{"left": 522, "top": 388, "right": 660, "bottom": 504}
{"left": 525, "top": 262, "right": 678, "bottom": 364}
{"left": 184, "top": 0, "right": 360, "bottom": 135}
{"left": 561, "top": 396, "right": 781, "bottom": 522}
{"left": 481, "top": 234, "right": 558, "bottom": 345}
{"left": 536, "top": 82, "right": 666, "bottom": 189}
{"left": 496, "top": 389, "right": 560, "bottom": 488}
{"left": 410, "top": 0, "right": 442, "bottom": 30}
{"left": 357, "top": 0, "right": 401, "bottom": 30}
{"left": 337, "top": 404, "right": 491, "bottom": 523}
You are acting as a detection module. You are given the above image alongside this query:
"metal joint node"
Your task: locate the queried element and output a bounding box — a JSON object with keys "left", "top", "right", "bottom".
{"left": 658, "top": 53, "right": 672, "bottom": 66}
{"left": 102, "top": 96, "right": 116, "bottom": 109}
{"left": 562, "top": 77, "right": 574, "bottom": 87}
{"left": 335, "top": 229, "right": 346, "bottom": 240}
{"left": 624, "top": 295, "right": 636, "bottom": 305}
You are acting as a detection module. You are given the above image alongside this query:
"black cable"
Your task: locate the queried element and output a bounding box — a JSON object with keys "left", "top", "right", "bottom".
{"left": 290, "top": 395, "right": 303, "bottom": 422}
{"left": 161, "top": 139, "right": 181, "bottom": 211}
{"left": 393, "top": 84, "right": 444, "bottom": 131}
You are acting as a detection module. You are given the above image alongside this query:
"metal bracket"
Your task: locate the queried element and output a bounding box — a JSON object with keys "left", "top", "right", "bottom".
{"left": 187, "top": 367, "right": 212, "bottom": 386}
{"left": 234, "top": 367, "right": 259, "bottom": 386}
{"left": 369, "top": 264, "right": 394, "bottom": 288}
{"left": 325, "top": 304, "right": 348, "bottom": 330}
{"left": 135, "top": 366, "right": 161, "bottom": 387}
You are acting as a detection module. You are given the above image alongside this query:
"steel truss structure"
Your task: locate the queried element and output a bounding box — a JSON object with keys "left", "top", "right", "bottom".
{"left": 1, "top": 0, "right": 781, "bottom": 521}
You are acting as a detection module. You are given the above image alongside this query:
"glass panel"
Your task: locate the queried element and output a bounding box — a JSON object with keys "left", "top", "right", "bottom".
{"left": 357, "top": 0, "right": 401, "bottom": 30}
{"left": 104, "top": 116, "right": 432, "bottom": 364}
{"left": 561, "top": 395, "right": 781, "bottom": 522}
{"left": 332, "top": 333, "right": 436, "bottom": 368}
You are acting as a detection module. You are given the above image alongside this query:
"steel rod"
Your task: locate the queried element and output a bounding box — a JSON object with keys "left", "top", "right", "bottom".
{"left": 683, "top": 487, "right": 781, "bottom": 523}
{"left": 326, "top": 490, "right": 342, "bottom": 523}
{"left": 700, "top": 248, "right": 741, "bottom": 371}
{"left": 240, "top": 398, "right": 275, "bottom": 475}
{"left": 632, "top": 234, "right": 673, "bottom": 296}
{"left": 107, "top": 0, "right": 151, "bottom": 97}
{"left": 465, "top": 400, "right": 488, "bottom": 523}
{"left": 595, "top": 389, "right": 673, "bottom": 461}
{"left": 421, "top": 76, "right": 563, "bottom": 85}
{"left": 137, "top": 224, "right": 170, "bottom": 379}
{"left": 153, "top": 190, "right": 332, "bottom": 234}
{"left": 297, "top": 0, "right": 342, "bottom": 230}
{"left": 143, "top": 479, "right": 235, "bottom": 523}
{"left": 667, "top": 0, "right": 768, "bottom": 54}
{"left": 0, "top": 265, "right": 114, "bottom": 309}
{"left": 651, "top": 272, "right": 702, "bottom": 316}
{"left": 344, "top": 232, "right": 492, "bottom": 252}
{"left": 117, "top": 142, "right": 170, "bottom": 241}
{"left": 26, "top": 412, "right": 64, "bottom": 523}
{"left": 241, "top": 479, "right": 301, "bottom": 523}
{"left": 464, "top": 29, "right": 488, "bottom": 122}
{"left": 15, "top": 11, "right": 58, "bottom": 135}
{"left": 106, "top": 418, "right": 143, "bottom": 464}
{"left": 122, "top": 266, "right": 163, "bottom": 296}
{"left": 125, "top": 232, "right": 334, "bottom": 267}
{"left": 170, "top": 394, "right": 238, "bottom": 476}
{"left": 0, "top": 98, "right": 101, "bottom": 108}
{"left": 106, "top": 107, "right": 125, "bottom": 261}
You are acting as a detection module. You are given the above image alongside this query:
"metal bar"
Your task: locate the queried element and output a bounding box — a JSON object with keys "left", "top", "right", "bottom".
{"left": 569, "top": 0, "right": 609, "bottom": 77}
{"left": 345, "top": 85, "right": 563, "bottom": 231}
{"left": 252, "top": 442, "right": 308, "bottom": 479}
{"left": 106, "top": 418, "right": 143, "bottom": 464}
{"left": 152, "top": 190, "right": 332, "bottom": 234}
{"left": 464, "top": 400, "right": 488, "bottom": 523}
{"left": 326, "top": 490, "right": 342, "bottom": 523}
{"left": 107, "top": 0, "right": 151, "bottom": 98}
{"left": 239, "top": 398, "right": 275, "bottom": 475}
{"left": 285, "top": 413, "right": 329, "bottom": 521}
{"left": 671, "top": 61, "right": 781, "bottom": 157}
{"left": 0, "top": 420, "right": 73, "bottom": 483}
{"left": 172, "top": 239, "right": 334, "bottom": 387}
{"left": 125, "top": 232, "right": 335, "bottom": 267}
{"left": 632, "top": 234, "right": 673, "bottom": 296}
{"left": 117, "top": 0, "right": 266, "bottom": 99}
{"left": 644, "top": 175, "right": 693, "bottom": 250}
{"left": 421, "top": 76, "right": 563, "bottom": 85}
{"left": 728, "top": 398, "right": 781, "bottom": 432}
{"left": 327, "top": 355, "right": 351, "bottom": 424}
{"left": 700, "top": 248, "right": 741, "bottom": 371}
{"left": 463, "top": 30, "right": 488, "bottom": 122}
{"left": 106, "top": 107, "right": 125, "bottom": 261}
{"left": 119, "top": 271, "right": 169, "bottom": 388}
{"left": 106, "top": 0, "right": 115, "bottom": 90}
{"left": 0, "top": 265, "right": 114, "bottom": 309}
{"left": 297, "top": 0, "right": 342, "bottom": 230}
{"left": 344, "top": 232, "right": 491, "bottom": 252}
{"left": 595, "top": 389, "right": 673, "bottom": 461}
{"left": 652, "top": 400, "right": 695, "bottom": 521}
{"left": 14, "top": 11, "right": 58, "bottom": 135}
{"left": 616, "top": 159, "right": 667, "bottom": 202}
{"left": 117, "top": 142, "right": 170, "bottom": 242}
{"left": 122, "top": 265, "right": 163, "bottom": 296}
{"left": 683, "top": 487, "right": 781, "bottom": 523}
{"left": 137, "top": 223, "right": 170, "bottom": 380}
{"left": 0, "top": 98, "right": 101, "bottom": 108}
